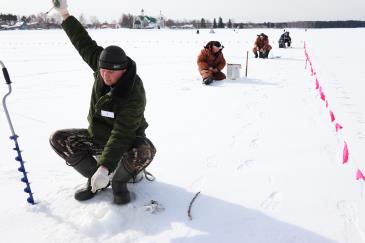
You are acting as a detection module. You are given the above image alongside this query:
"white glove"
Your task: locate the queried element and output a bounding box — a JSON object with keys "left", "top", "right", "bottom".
{"left": 52, "top": 0, "right": 69, "bottom": 15}
{"left": 91, "top": 166, "right": 110, "bottom": 193}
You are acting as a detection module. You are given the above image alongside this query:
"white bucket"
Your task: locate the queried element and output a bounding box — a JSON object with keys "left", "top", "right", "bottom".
{"left": 227, "top": 63, "right": 241, "bottom": 80}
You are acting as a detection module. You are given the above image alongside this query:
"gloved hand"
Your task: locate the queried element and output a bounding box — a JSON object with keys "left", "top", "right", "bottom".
{"left": 51, "top": 0, "right": 69, "bottom": 15}
{"left": 91, "top": 166, "right": 109, "bottom": 193}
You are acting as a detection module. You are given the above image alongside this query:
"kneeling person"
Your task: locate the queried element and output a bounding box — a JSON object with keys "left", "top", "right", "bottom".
{"left": 253, "top": 33, "right": 272, "bottom": 58}
{"left": 49, "top": 0, "right": 156, "bottom": 205}
{"left": 197, "top": 41, "right": 226, "bottom": 85}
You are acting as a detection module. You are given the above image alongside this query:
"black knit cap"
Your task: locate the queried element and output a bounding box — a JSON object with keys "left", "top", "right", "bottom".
{"left": 98, "top": 45, "right": 129, "bottom": 70}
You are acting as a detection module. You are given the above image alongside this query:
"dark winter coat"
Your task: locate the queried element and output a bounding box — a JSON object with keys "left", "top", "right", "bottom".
{"left": 197, "top": 48, "right": 226, "bottom": 72}
{"left": 61, "top": 16, "right": 148, "bottom": 171}
{"left": 279, "top": 33, "right": 291, "bottom": 43}
{"left": 254, "top": 35, "right": 272, "bottom": 51}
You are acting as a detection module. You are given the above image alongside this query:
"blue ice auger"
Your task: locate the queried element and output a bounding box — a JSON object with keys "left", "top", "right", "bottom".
{"left": 1, "top": 60, "right": 35, "bottom": 205}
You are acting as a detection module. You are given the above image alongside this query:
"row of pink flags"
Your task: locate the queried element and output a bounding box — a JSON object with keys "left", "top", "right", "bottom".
{"left": 304, "top": 42, "right": 365, "bottom": 181}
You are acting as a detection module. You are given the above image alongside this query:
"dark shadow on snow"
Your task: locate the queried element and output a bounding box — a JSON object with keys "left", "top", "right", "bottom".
{"left": 37, "top": 180, "right": 338, "bottom": 243}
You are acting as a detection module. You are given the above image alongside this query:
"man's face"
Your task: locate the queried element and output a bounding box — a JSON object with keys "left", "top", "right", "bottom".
{"left": 212, "top": 45, "right": 221, "bottom": 53}
{"left": 100, "top": 68, "right": 127, "bottom": 86}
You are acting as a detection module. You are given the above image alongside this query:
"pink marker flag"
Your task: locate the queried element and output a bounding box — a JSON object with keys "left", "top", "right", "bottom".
{"left": 330, "top": 111, "right": 335, "bottom": 122}
{"left": 356, "top": 169, "right": 365, "bottom": 181}
{"left": 343, "top": 142, "right": 349, "bottom": 164}
{"left": 320, "top": 90, "right": 326, "bottom": 101}
{"left": 315, "top": 78, "right": 319, "bottom": 89}
{"left": 335, "top": 123, "right": 343, "bottom": 132}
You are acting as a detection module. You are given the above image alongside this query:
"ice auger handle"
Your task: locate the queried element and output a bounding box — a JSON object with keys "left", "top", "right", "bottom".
{"left": 2, "top": 68, "right": 11, "bottom": 84}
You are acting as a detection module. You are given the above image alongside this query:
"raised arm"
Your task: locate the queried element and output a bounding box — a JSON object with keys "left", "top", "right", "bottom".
{"left": 52, "top": 0, "right": 103, "bottom": 71}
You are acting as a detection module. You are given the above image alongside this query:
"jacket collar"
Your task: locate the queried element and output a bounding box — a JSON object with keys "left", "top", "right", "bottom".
{"left": 98, "top": 57, "right": 137, "bottom": 98}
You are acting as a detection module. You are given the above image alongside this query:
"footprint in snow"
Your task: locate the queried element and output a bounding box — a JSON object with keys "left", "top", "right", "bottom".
{"left": 249, "top": 138, "right": 259, "bottom": 148}
{"left": 236, "top": 159, "right": 255, "bottom": 170}
{"left": 261, "top": 191, "right": 280, "bottom": 211}
{"left": 337, "top": 200, "right": 358, "bottom": 225}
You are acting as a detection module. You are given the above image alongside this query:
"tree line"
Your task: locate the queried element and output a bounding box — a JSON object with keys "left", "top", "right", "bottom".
{"left": 1, "top": 12, "right": 365, "bottom": 29}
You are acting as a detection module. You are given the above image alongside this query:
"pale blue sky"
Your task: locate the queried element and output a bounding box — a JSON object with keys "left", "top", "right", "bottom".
{"left": 1, "top": 0, "right": 364, "bottom": 22}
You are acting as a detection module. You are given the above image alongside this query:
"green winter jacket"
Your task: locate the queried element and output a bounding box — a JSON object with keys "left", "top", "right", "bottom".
{"left": 62, "top": 16, "right": 148, "bottom": 171}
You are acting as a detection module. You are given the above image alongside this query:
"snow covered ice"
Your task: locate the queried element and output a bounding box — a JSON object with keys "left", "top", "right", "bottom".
{"left": 1, "top": 27, "right": 365, "bottom": 243}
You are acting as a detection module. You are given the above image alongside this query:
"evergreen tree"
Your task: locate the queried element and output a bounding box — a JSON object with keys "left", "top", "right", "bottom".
{"left": 218, "top": 17, "right": 224, "bottom": 28}
{"left": 200, "top": 18, "right": 206, "bottom": 28}
{"left": 0, "top": 13, "right": 17, "bottom": 24}
{"left": 227, "top": 19, "right": 232, "bottom": 28}
{"left": 213, "top": 18, "right": 217, "bottom": 28}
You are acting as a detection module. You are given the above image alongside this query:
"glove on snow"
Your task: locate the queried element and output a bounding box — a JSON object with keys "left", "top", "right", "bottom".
{"left": 91, "top": 166, "right": 110, "bottom": 193}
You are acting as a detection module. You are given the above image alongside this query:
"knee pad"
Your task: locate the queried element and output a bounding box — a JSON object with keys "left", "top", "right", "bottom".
{"left": 122, "top": 136, "right": 156, "bottom": 176}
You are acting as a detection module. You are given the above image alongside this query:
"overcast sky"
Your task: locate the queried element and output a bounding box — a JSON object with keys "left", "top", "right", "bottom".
{"left": 1, "top": 0, "right": 365, "bottom": 23}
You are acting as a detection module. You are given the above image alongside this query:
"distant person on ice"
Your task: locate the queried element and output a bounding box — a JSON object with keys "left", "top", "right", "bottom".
{"left": 253, "top": 33, "right": 272, "bottom": 58}
{"left": 49, "top": 0, "right": 156, "bottom": 205}
{"left": 197, "top": 41, "right": 226, "bottom": 85}
{"left": 278, "top": 31, "right": 291, "bottom": 48}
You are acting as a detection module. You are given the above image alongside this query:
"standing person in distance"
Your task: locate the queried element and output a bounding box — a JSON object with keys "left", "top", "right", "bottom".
{"left": 48, "top": 0, "right": 156, "bottom": 205}
{"left": 197, "top": 41, "right": 226, "bottom": 85}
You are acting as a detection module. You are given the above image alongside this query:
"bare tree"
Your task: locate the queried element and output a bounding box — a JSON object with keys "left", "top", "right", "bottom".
{"left": 89, "top": 16, "right": 100, "bottom": 28}
{"left": 165, "top": 19, "right": 176, "bottom": 28}
{"left": 79, "top": 14, "right": 87, "bottom": 26}
{"left": 119, "top": 14, "right": 134, "bottom": 28}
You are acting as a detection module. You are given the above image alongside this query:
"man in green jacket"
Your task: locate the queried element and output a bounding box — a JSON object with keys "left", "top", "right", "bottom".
{"left": 49, "top": 0, "right": 156, "bottom": 204}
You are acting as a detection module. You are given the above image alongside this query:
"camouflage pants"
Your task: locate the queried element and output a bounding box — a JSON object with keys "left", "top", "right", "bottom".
{"left": 49, "top": 129, "right": 156, "bottom": 176}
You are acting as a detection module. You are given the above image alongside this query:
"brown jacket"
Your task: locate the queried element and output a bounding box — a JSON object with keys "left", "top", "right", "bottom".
{"left": 253, "top": 35, "right": 272, "bottom": 51}
{"left": 197, "top": 49, "right": 226, "bottom": 72}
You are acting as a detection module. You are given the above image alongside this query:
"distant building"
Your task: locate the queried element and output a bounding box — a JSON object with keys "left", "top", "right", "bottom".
{"left": 0, "top": 21, "right": 61, "bottom": 30}
{"left": 98, "top": 23, "right": 120, "bottom": 29}
{"left": 180, "top": 24, "right": 194, "bottom": 29}
{"left": 133, "top": 9, "right": 165, "bottom": 29}
{"left": 0, "top": 21, "right": 27, "bottom": 30}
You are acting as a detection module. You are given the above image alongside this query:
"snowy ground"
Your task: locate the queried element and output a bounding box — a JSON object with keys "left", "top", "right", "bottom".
{"left": 1, "top": 27, "right": 365, "bottom": 243}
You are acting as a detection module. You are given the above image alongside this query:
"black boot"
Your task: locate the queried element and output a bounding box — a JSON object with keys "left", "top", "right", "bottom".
{"left": 68, "top": 154, "right": 99, "bottom": 201}
{"left": 112, "top": 162, "right": 133, "bottom": 205}
{"left": 74, "top": 178, "right": 110, "bottom": 201}
{"left": 203, "top": 77, "right": 213, "bottom": 85}
{"left": 74, "top": 178, "right": 95, "bottom": 201}
{"left": 112, "top": 181, "right": 131, "bottom": 204}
